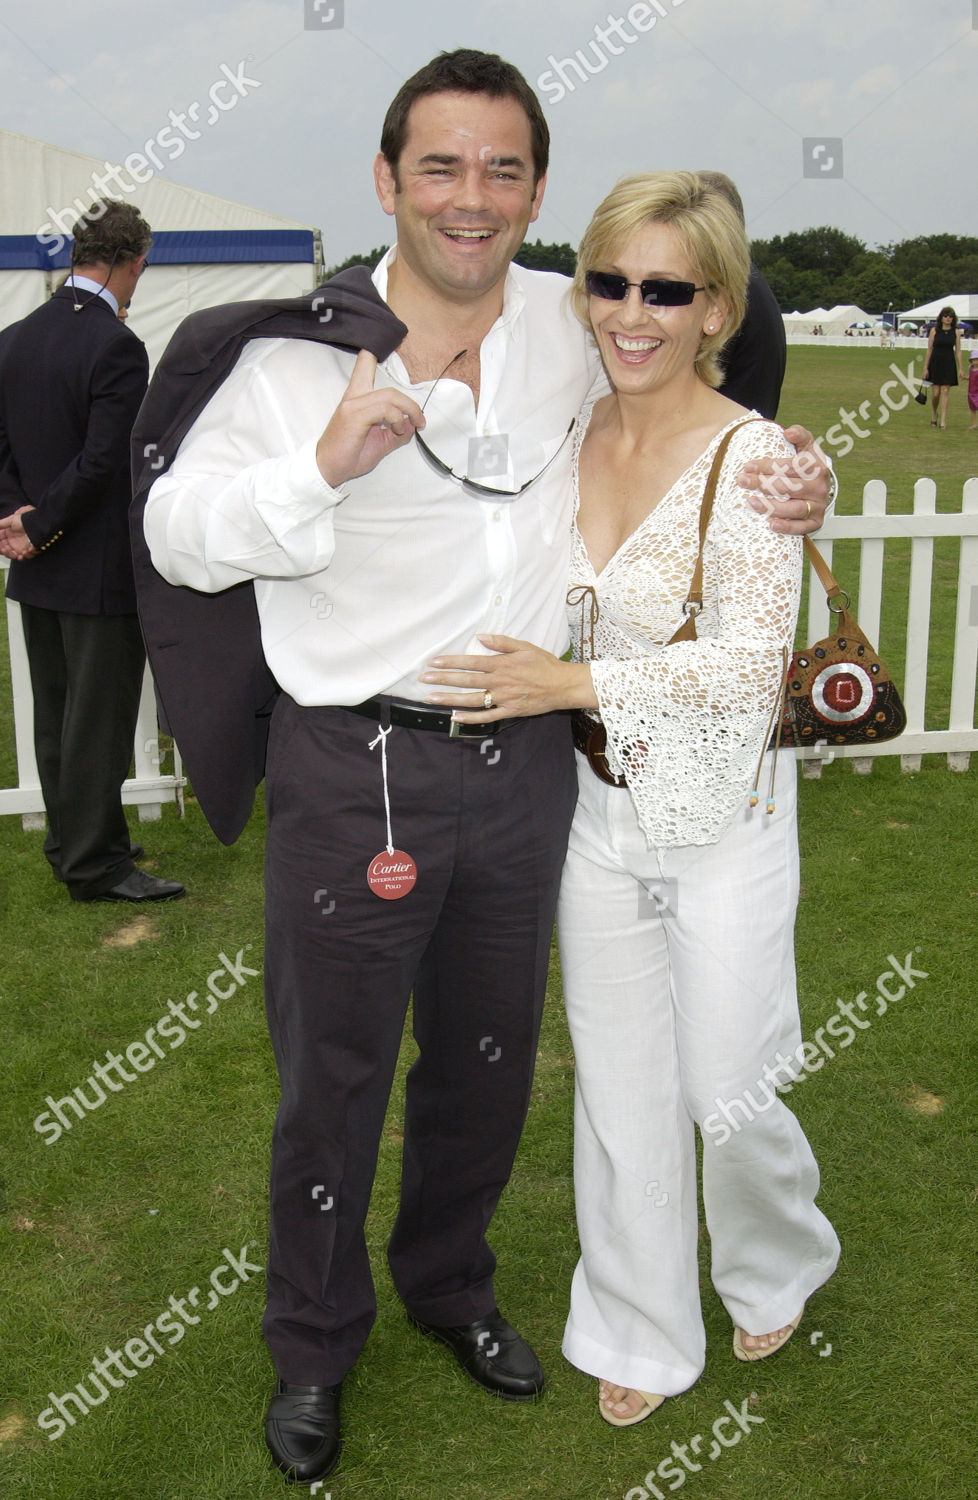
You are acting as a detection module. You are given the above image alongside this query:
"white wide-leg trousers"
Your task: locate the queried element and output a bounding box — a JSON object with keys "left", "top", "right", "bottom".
{"left": 558, "top": 751, "right": 840, "bottom": 1397}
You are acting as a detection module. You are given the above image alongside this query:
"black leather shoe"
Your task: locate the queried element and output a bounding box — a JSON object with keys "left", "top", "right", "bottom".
{"left": 264, "top": 1380, "right": 342, "bottom": 1485}
{"left": 85, "top": 869, "right": 185, "bottom": 903}
{"left": 409, "top": 1309, "right": 545, "bottom": 1400}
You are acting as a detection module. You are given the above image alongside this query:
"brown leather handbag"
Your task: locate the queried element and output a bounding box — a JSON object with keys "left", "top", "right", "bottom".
{"left": 773, "top": 540, "right": 907, "bottom": 749}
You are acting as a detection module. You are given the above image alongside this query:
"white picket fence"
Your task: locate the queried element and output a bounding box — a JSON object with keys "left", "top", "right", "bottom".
{"left": 1, "top": 558, "right": 185, "bottom": 828}
{"left": 2, "top": 477, "right": 977, "bottom": 827}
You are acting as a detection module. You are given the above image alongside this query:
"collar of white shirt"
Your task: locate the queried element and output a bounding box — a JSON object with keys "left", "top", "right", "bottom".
{"left": 63, "top": 274, "right": 119, "bottom": 315}
{"left": 371, "top": 245, "right": 527, "bottom": 370}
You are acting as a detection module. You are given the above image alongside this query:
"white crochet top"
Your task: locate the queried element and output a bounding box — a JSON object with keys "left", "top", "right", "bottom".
{"left": 568, "top": 405, "right": 802, "bottom": 847}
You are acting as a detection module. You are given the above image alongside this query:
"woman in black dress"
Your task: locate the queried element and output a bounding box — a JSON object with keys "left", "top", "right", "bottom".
{"left": 923, "top": 306, "right": 963, "bottom": 428}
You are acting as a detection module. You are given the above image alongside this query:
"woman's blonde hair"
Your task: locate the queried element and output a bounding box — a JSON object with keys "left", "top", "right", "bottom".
{"left": 571, "top": 170, "right": 750, "bottom": 388}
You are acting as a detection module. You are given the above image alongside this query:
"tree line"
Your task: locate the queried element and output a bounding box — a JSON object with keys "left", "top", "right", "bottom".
{"left": 324, "top": 241, "right": 576, "bottom": 280}
{"left": 750, "top": 229, "right": 978, "bottom": 314}
{"left": 326, "top": 230, "right": 978, "bottom": 315}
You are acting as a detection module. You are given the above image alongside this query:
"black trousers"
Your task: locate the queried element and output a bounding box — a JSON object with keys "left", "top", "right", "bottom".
{"left": 19, "top": 604, "right": 145, "bottom": 899}
{"left": 261, "top": 696, "right": 578, "bottom": 1384}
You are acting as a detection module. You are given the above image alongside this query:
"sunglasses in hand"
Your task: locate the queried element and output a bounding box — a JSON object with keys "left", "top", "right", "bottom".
{"left": 413, "top": 350, "right": 574, "bottom": 500}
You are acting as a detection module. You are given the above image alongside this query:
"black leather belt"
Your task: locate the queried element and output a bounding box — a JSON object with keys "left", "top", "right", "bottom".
{"left": 343, "top": 696, "right": 520, "bottom": 739}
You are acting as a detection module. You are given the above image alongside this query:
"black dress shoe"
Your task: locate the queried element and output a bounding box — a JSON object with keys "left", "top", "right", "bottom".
{"left": 265, "top": 1380, "right": 342, "bottom": 1485}
{"left": 409, "top": 1309, "right": 545, "bottom": 1400}
{"left": 85, "top": 869, "right": 185, "bottom": 903}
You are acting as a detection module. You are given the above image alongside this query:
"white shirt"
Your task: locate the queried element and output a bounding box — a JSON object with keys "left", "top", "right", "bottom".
{"left": 144, "top": 251, "right": 602, "bottom": 707}
{"left": 63, "top": 274, "right": 119, "bottom": 314}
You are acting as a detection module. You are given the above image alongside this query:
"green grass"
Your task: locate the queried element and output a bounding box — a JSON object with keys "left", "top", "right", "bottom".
{"left": 779, "top": 341, "right": 974, "bottom": 503}
{"left": 1, "top": 346, "right": 976, "bottom": 1500}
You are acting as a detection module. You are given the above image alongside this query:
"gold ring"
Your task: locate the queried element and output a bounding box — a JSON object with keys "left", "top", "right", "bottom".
{"left": 484, "top": 691, "right": 495, "bottom": 710}
{"left": 804, "top": 500, "right": 812, "bottom": 519}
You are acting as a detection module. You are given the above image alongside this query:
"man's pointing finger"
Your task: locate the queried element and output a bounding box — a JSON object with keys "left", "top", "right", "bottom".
{"left": 346, "top": 348, "right": 378, "bottom": 397}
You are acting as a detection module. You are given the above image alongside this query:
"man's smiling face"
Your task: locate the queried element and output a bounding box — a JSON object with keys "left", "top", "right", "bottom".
{"left": 374, "top": 90, "right": 546, "bottom": 305}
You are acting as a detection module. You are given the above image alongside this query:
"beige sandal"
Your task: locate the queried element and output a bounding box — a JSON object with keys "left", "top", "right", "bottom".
{"left": 598, "top": 1384, "right": 666, "bottom": 1427}
{"left": 733, "top": 1308, "right": 804, "bottom": 1362}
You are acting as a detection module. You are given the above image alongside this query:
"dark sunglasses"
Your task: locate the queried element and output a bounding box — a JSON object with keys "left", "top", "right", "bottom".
{"left": 414, "top": 351, "right": 574, "bottom": 500}
{"left": 585, "top": 270, "right": 705, "bottom": 307}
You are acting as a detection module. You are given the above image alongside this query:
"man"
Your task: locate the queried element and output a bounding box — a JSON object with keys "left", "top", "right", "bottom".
{"left": 142, "top": 52, "right": 829, "bottom": 1484}
{"left": 0, "top": 200, "right": 184, "bottom": 903}
{"left": 698, "top": 170, "right": 788, "bottom": 419}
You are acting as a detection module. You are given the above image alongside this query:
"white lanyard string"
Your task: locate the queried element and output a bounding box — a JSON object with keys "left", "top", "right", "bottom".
{"left": 367, "top": 724, "right": 395, "bottom": 855}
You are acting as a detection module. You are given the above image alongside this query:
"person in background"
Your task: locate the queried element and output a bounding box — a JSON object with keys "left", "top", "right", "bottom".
{"left": 0, "top": 200, "right": 184, "bottom": 903}
{"left": 923, "top": 306, "right": 962, "bottom": 428}
{"left": 967, "top": 346, "right": 978, "bottom": 431}
{"left": 696, "top": 170, "right": 786, "bottom": 419}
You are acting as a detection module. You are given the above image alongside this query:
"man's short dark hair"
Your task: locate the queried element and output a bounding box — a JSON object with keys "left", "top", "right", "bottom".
{"left": 380, "top": 49, "right": 549, "bottom": 187}
{"left": 71, "top": 200, "right": 152, "bottom": 267}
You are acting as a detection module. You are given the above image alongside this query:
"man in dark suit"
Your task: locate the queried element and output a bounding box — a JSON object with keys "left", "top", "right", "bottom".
{"left": 0, "top": 199, "right": 183, "bottom": 902}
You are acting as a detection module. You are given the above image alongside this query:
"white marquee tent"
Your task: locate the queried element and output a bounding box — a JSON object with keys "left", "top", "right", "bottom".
{"left": 0, "top": 128, "right": 322, "bottom": 369}
{"left": 782, "top": 306, "right": 830, "bottom": 331}
{"left": 897, "top": 294, "right": 978, "bottom": 325}
{"left": 1, "top": 130, "right": 326, "bottom": 828}
{"left": 782, "top": 303, "right": 877, "bottom": 335}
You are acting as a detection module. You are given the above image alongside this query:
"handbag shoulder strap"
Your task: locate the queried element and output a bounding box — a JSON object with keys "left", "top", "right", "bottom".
{"left": 667, "top": 416, "right": 767, "bottom": 645}
{"left": 803, "top": 536, "right": 849, "bottom": 609}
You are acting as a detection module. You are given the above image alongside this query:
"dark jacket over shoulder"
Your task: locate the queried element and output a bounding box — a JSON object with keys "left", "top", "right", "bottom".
{"left": 130, "top": 266, "right": 407, "bottom": 845}
{"left": 0, "top": 287, "right": 149, "bottom": 614}
{"left": 718, "top": 266, "right": 786, "bottom": 421}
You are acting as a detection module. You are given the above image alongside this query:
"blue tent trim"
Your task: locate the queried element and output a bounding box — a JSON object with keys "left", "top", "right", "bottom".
{"left": 0, "top": 229, "right": 315, "bottom": 270}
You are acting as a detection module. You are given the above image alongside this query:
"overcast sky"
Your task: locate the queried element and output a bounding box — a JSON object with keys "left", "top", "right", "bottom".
{"left": 1, "top": 0, "right": 974, "bottom": 263}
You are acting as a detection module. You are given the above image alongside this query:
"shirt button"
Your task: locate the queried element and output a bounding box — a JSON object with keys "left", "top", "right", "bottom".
{"left": 492, "top": 510, "right": 501, "bottom": 521}
{"left": 494, "top": 594, "right": 503, "bottom": 606}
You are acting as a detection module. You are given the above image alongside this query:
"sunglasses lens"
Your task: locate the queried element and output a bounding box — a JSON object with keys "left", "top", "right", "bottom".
{"left": 642, "top": 280, "right": 696, "bottom": 306}
{"left": 586, "top": 271, "right": 628, "bottom": 301}
{"left": 587, "top": 272, "right": 699, "bottom": 306}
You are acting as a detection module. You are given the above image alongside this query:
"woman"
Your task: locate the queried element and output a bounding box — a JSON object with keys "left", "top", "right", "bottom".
{"left": 424, "top": 171, "right": 839, "bottom": 1426}
{"left": 923, "top": 306, "right": 962, "bottom": 428}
